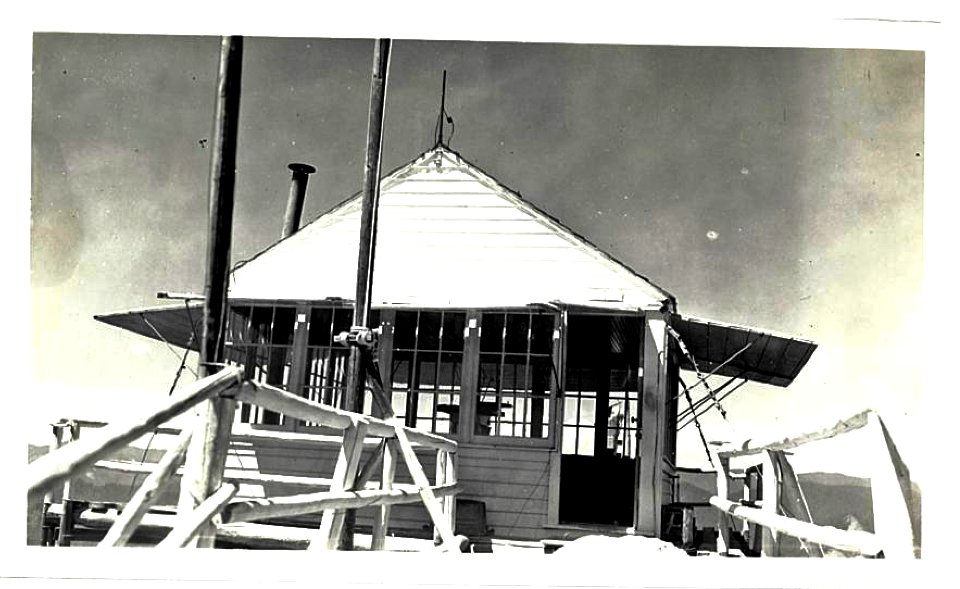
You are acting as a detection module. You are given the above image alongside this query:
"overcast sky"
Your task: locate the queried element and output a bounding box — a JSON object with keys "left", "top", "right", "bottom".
{"left": 26, "top": 31, "right": 926, "bottom": 476}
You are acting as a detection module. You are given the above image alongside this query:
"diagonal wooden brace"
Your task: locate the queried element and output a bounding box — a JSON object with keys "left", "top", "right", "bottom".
{"left": 312, "top": 419, "right": 369, "bottom": 550}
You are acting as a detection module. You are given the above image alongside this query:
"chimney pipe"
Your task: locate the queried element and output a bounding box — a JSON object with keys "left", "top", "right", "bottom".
{"left": 282, "top": 163, "right": 316, "bottom": 238}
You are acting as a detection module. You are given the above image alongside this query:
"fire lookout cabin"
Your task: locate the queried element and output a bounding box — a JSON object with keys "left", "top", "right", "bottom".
{"left": 97, "top": 146, "right": 817, "bottom": 542}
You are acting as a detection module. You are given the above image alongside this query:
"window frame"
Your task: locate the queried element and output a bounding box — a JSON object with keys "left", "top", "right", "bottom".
{"left": 224, "top": 299, "right": 562, "bottom": 448}
{"left": 461, "top": 307, "right": 562, "bottom": 449}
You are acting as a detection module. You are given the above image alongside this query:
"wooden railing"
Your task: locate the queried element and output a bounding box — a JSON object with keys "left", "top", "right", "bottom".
{"left": 28, "top": 366, "right": 462, "bottom": 550}
{"left": 710, "top": 410, "right": 916, "bottom": 559}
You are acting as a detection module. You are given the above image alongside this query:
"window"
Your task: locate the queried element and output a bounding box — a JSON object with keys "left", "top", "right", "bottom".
{"left": 301, "top": 306, "right": 356, "bottom": 424}
{"left": 475, "top": 311, "right": 556, "bottom": 439}
{"left": 225, "top": 304, "right": 298, "bottom": 425}
{"left": 390, "top": 310, "right": 465, "bottom": 434}
{"left": 225, "top": 303, "right": 379, "bottom": 427}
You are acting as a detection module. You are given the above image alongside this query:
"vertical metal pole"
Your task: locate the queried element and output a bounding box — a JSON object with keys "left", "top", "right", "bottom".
{"left": 282, "top": 163, "right": 316, "bottom": 239}
{"left": 177, "top": 35, "right": 244, "bottom": 548}
{"left": 340, "top": 37, "right": 391, "bottom": 550}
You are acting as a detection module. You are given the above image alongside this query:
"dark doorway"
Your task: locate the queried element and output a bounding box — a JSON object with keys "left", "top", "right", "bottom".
{"left": 558, "top": 314, "right": 642, "bottom": 526}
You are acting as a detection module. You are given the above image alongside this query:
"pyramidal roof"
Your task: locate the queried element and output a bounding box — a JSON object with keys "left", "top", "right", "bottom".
{"left": 229, "top": 146, "right": 673, "bottom": 310}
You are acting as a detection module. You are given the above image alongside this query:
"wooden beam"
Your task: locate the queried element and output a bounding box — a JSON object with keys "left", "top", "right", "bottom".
{"left": 313, "top": 420, "right": 369, "bottom": 550}
{"left": 160, "top": 483, "right": 239, "bottom": 548}
{"left": 235, "top": 380, "right": 457, "bottom": 452}
{"left": 355, "top": 440, "right": 386, "bottom": 489}
{"left": 759, "top": 450, "right": 780, "bottom": 556}
{"left": 435, "top": 450, "right": 457, "bottom": 543}
{"left": 717, "top": 411, "right": 871, "bottom": 458}
{"left": 709, "top": 496, "right": 883, "bottom": 556}
{"left": 867, "top": 412, "right": 916, "bottom": 558}
{"left": 220, "top": 482, "right": 461, "bottom": 524}
{"left": 95, "top": 459, "right": 342, "bottom": 490}
{"left": 635, "top": 312, "right": 669, "bottom": 536}
{"left": 371, "top": 439, "right": 398, "bottom": 550}
{"left": 56, "top": 422, "right": 80, "bottom": 546}
{"left": 392, "top": 425, "right": 461, "bottom": 550}
{"left": 176, "top": 33, "right": 244, "bottom": 547}
{"left": 27, "top": 366, "right": 242, "bottom": 496}
{"left": 713, "top": 450, "right": 734, "bottom": 554}
{"left": 99, "top": 430, "right": 193, "bottom": 547}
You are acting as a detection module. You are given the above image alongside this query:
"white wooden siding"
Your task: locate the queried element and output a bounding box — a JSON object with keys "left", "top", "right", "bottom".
{"left": 230, "top": 147, "right": 669, "bottom": 309}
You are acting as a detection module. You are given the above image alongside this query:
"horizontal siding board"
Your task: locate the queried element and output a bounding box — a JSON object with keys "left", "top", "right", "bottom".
{"left": 458, "top": 444, "right": 552, "bottom": 461}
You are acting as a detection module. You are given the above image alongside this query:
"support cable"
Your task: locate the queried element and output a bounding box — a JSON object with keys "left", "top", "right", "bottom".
{"left": 679, "top": 375, "right": 713, "bottom": 466}
{"left": 666, "top": 326, "right": 727, "bottom": 422}
{"left": 139, "top": 313, "right": 199, "bottom": 379}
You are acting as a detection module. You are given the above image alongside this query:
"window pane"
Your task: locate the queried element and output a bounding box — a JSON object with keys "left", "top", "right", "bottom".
{"left": 308, "top": 307, "right": 333, "bottom": 346}
{"left": 272, "top": 307, "right": 296, "bottom": 346}
{"left": 504, "top": 313, "right": 530, "bottom": 354}
{"left": 391, "top": 352, "right": 412, "bottom": 388}
{"left": 441, "top": 312, "right": 465, "bottom": 351}
{"left": 530, "top": 314, "right": 555, "bottom": 355}
{"left": 563, "top": 426, "right": 578, "bottom": 454}
{"left": 418, "top": 312, "right": 442, "bottom": 351}
{"left": 500, "top": 357, "right": 527, "bottom": 392}
{"left": 530, "top": 355, "right": 552, "bottom": 394}
{"left": 394, "top": 311, "right": 417, "bottom": 350}
{"left": 228, "top": 305, "right": 252, "bottom": 343}
{"left": 418, "top": 359, "right": 438, "bottom": 389}
{"left": 477, "top": 355, "right": 501, "bottom": 394}
{"left": 438, "top": 352, "right": 462, "bottom": 388}
{"left": 251, "top": 307, "right": 273, "bottom": 344}
{"left": 331, "top": 308, "right": 354, "bottom": 340}
{"left": 480, "top": 313, "right": 504, "bottom": 353}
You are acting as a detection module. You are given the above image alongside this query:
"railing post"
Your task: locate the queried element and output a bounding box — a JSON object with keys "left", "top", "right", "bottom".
{"left": 56, "top": 421, "right": 79, "bottom": 547}
{"left": 759, "top": 450, "right": 780, "bottom": 556}
{"left": 713, "top": 448, "right": 733, "bottom": 555}
{"left": 392, "top": 425, "right": 461, "bottom": 550}
{"left": 867, "top": 412, "right": 916, "bottom": 558}
{"left": 313, "top": 420, "right": 369, "bottom": 550}
{"left": 99, "top": 430, "right": 193, "bottom": 547}
{"left": 161, "top": 483, "right": 239, "bottom": 548}
{"left": 41, "top": 423, "right": 66, "bottom": 546}
{"left": 434, "top": 449, "right": 457, "bottom": 544}
{"left": 371, "top": 439, "right": 398, "bottom": 551}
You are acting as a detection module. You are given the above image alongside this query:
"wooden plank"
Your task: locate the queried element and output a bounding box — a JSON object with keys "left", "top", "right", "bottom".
{"left": 713, "top": 450, "right": 734, "bottom": 555}
{"left": 313, "top": 421, "right": 369, "bottom": 550}
{"left": 458, "top": 464, "right": 551, "bottom": 483}
{"left": 27, "top": 366, "right": 242, "bottom": 496}
{"left": 160, "top": 483, "right": 239, "bottom": 548}
{"left": 636, "top": 312, "right": 669, "bottom": 536}
{"left": 371, "top": 439, "right": 398, "bottom": 550}
{"left": 456, "top": 480, "right": 549, "bottom": 502}
{"left": 221, "top": 483, "right": 460, "bottom": 524}
{"left": 433, "top": 450, "right": 457, "bottom": 544}
{"left": 99, "top": 430, "right": 193, "bottom": 547}
{"left": 709, "top": 496, "right": 883, "bottom": 556}
{"left": 178, "top": 32, "right": 245, "bottom": 548}
{"left": 176, "top": 393, "right": 240, "bottom": 547}
{"left": 867, "top": 412, "right": 916, "bottom": 558}
{"left": 235, "top": 380, "right": 457, "bottom": 452}
{"left": 97, "top": 460, "right": 340, "bottom": 490}
{"left": 456, "top": 444, "right": 552, "bottom": 463}
{"left": 759, "top": 450, "right": 780, "bottom": 556}
{"left": 392, "top": 425, "right": 460, "bottom": 549}
{"left": 718, "top": 411, "right": 871, "bottom": 458}
{"left": 56, "top": 422, "right": 80, "bottom": 546}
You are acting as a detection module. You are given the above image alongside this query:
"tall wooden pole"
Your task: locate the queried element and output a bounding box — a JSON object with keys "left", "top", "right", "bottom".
{"left": 340, "top": 37, "right": 391, "bottom": 550}
{"left": 177, "top": 35, "right": 244, "bottom": 548}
